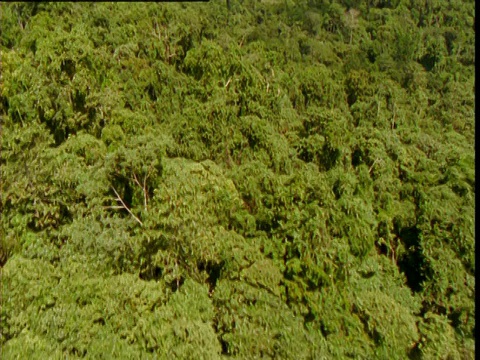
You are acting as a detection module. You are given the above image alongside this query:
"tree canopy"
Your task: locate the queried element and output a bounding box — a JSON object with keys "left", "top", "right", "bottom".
{"left": 0, "top": 1, "right": 475, "bottom": 358}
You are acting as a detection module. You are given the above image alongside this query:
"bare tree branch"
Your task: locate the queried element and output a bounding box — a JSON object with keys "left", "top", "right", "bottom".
{"left": 132, "top": 173, "right": 148, "bottom": 212}
{"left": 111, "top": 186, "right": 143, "bottom": 226}
{"left": 369, "top": 158, "right": 379, "bottom": 174}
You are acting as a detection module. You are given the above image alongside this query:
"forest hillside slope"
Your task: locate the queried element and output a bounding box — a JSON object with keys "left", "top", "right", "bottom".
{"left": 0, "top": 1, "right": 475, "bottom": 358}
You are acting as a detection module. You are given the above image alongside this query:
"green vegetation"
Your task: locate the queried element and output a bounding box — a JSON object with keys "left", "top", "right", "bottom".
{"left": 1, "top": 1, "right": 475, "bottom": 358}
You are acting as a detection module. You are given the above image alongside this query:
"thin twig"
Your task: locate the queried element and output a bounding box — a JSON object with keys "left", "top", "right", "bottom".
{"left": 111, "top": 186, "right": 143, "bottom": 226}
{"left": 132, "top": 173, "right": 148, "bottom": 212}
{"left": 369, "top": 158, "right": 379, "bottom": 174}
{"left": 132, "top": 173, "right": 141, "bottom": 188}
{"left": 143, "top": 174, "right": 149, "bottom": 212}
{"left": 239, "top": 35, "right": 245, "bottom": 48}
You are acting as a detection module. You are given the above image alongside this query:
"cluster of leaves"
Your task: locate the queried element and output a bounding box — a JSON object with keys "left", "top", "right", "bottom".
{"left": 1, "top": 0, "right": 474, "bottom": 358}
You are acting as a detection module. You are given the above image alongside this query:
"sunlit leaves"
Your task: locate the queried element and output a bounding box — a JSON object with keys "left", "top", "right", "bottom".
{"left": 0, "top": 0, "right": 475, "bottom": 358}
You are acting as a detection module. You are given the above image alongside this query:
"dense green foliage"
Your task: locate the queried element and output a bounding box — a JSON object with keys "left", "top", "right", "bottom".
{"left": 1, "top": 1, "right": 475, "bottom": 358}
